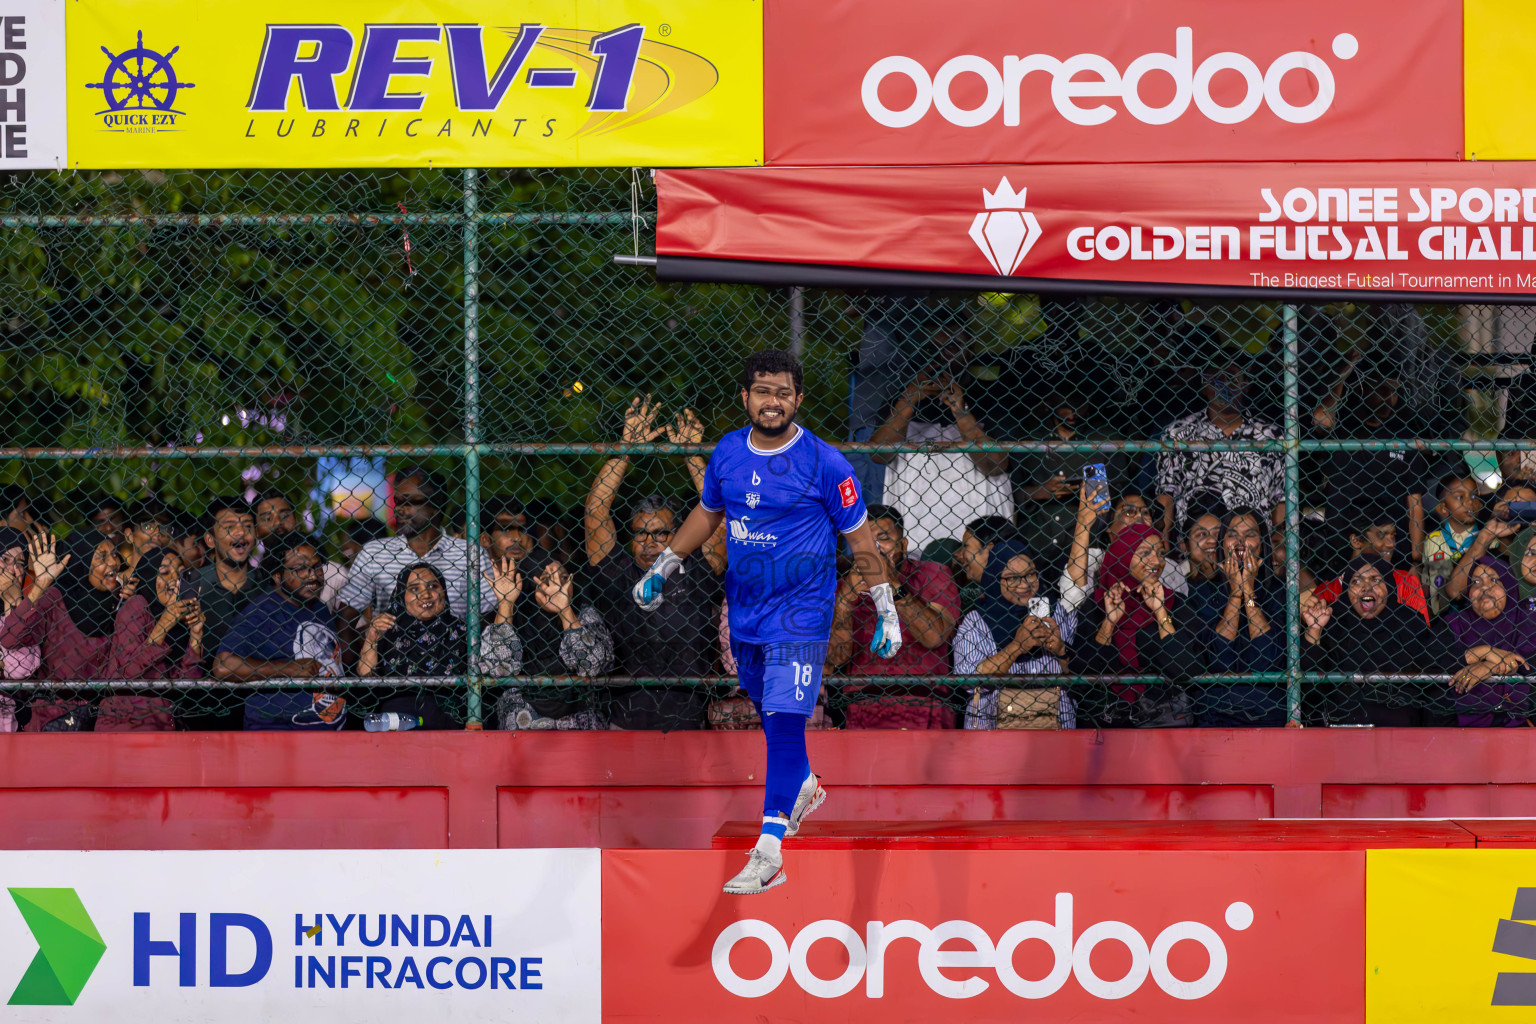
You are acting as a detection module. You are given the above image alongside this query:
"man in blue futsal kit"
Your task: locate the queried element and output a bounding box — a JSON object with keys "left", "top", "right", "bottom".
{"left": 632, "top": 349, "right": 902, "bottom": 894}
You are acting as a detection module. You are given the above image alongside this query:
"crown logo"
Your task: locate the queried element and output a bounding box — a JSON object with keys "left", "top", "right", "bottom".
{"left": 982, "top": 179, "right": 1029, "bottom": 210}
{"left": 969, "top": 177, "right": 1042, "bottom": 277}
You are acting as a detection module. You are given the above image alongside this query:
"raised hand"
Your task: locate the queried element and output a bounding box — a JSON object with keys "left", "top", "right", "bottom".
{"left": 666, "top": 407, "right": 704, "bottom": 445}
{"left": 900, "top": 371, "right": 942, "bottom": 409}
{"left": 186, "top": 601, "right": 205, "bottom": 651}
{"left": 1301, "top": 594, "right": 1332, "bottom": 635}
{"left": 937, "top": 373, "right": 967, "bottom": 416}
{"left": 1485, "top": 518, "right": 1520, "bottom": 542}
{"left": 621, "top": 395, "right": 666, "bottom": 445}
{"left": 492, "top": 555, "right": 523, "bottom": 606}
{"left": 25, "top": 528, "right": 70, "bottom": 591}
{"left": 1102, "top": 581, "right": 1128, "bottom": 624}
{"left": 365, "top": 612, "right": 397, "bottom": 643}
{"left": 535, "top": 563, "right": 573, "bottom": 615}
{"left": 1137, "top": 575, "right": 1166, "bottom": 616}
{"left": 1076, "top": 481, "right": 1103, "bottom": 526}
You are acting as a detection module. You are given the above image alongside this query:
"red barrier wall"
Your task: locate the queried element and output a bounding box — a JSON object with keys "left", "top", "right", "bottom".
{"left": 5, "top": 728, "right": 1536, "bottom": 849}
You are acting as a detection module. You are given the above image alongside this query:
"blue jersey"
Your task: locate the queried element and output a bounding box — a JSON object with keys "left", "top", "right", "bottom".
{"left": 700, "top": 425, "right": 868, "bottom": 644}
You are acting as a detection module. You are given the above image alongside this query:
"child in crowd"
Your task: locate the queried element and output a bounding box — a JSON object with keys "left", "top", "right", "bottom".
{"left": 1312, "top": 506, "right": 1430, "bottom": 624}
{"left": 1420, "top": 473, "right": 1482, "bottom": 615}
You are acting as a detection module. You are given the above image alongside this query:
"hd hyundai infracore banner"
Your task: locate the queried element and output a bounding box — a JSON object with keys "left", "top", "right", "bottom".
{"left": 656, "top": 163, "right": 1536, "bottom": 299}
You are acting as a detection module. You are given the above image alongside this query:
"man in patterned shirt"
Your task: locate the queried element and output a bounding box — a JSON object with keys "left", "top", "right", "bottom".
{"left": 1155, "top": 359, "right": 1284, "bottom": 535}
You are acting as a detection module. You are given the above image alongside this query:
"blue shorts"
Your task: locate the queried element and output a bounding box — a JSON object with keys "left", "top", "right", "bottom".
{"left": 731, "top": 640, "right": 828, "bottom": 717}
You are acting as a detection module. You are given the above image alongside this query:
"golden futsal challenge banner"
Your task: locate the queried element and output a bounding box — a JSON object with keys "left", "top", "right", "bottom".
{"left": 62, "top": 0, "right": 763, "bottom": 168}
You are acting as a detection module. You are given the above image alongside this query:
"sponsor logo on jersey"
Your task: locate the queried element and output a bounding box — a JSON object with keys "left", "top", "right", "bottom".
{"left": 728, "top": 515, "right": 779, "bottom": 546}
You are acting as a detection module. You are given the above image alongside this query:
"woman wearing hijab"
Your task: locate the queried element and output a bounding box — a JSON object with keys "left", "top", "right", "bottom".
{"left": 0, "top": 529, "right": 131, "bottom": 729}
{"left": 358, "top": 562, "right": 472, "bottom": 677}
{"left": 489, "top": 554, "right": 614, "bottom": 730}
{"left": 1445, "top": 557, "right": 1536, "bottom": 727}
{"left": 0, "top": 528, "right": 35, "bottom": 731}
{"left": 953, "top": 540, "right": 1078, "bottom": 729}
{"left": 1300, "top": 553, "right": 1457, "bottom": 725}
{"left": 1075, "top": 523, "right": 1202, "bottom": 726}
{"left": 0, "top": 529, "right": 126, "bottom": 677}
{"left": 112, "top": 547, "right": 205, "bottom": 680}
{"left": 1502, "top": 528, "right": 1536, "bottom": 612}
{"left": 1198, "top": 507, "right": 1287, "bottom": 726}
{"left": 0, "top": 528, "right": 39, "bottom": 681}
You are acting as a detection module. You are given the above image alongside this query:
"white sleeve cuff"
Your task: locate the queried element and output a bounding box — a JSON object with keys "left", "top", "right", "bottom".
{"left": 838, "top": 509, "right": 869, "bottom": 535}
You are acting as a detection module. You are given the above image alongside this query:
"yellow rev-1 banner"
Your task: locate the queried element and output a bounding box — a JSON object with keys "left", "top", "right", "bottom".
{"left": 1368, "top": 849, "right": 1536, "bottom": 1022}
{"left": 64, "top": 0, "right": 762, "bottom": 168}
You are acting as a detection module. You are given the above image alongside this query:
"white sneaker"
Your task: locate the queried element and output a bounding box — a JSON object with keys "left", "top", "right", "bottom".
{"left": 786, "top": 773, "right": 825, "bottom": 837}
{"left": 723, "top": 849, "right": 786, "bottom": 895}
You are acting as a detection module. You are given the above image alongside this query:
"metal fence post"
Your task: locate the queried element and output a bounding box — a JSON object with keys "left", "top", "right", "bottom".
{"left": 463, "top": 167, "right": 484, "bottom": 728}
{"left": 1281, "top": 303, "right": 1303, "bottom": 726}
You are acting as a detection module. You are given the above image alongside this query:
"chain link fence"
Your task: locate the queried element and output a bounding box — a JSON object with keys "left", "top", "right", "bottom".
{"left": 0, "top": 166, "right": 1532, "bottom": 732}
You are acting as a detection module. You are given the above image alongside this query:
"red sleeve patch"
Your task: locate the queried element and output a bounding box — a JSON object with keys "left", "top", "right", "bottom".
{"left": 838, "top": 476, "right": 858, "bottom": 508}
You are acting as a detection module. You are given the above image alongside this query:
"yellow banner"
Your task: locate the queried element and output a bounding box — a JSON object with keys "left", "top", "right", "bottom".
{"left": 1367, "top": 849, "right": 1536, "bottom": 1022}
{"left": 1465, "top": 0, "right": 1536, "bottom": 159}
{"left": 64, "top": 0, "right": 762, "bottom": 168}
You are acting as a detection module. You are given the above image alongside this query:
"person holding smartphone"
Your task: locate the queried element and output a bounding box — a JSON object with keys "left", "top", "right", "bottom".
{"left": 111, "top": 547, "right": 206, "bottom": 681}
{"left": 952, "top": 540, "right": 1078, "bottom": 729}
{"left": 1017, "top": 386, "right": 1130, "bottom": 574}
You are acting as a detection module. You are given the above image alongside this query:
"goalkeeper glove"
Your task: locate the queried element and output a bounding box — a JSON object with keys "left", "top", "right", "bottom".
{"left": 869, "top": 581, "right": 904, "bottom": 659}
{"left": 632, "top": 547, "right": 685, "bottom": 612}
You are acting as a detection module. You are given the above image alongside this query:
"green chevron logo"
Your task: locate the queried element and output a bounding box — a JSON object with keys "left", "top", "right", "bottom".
{"left": 8, "top": 888, "right": 107, "bottom": 1006}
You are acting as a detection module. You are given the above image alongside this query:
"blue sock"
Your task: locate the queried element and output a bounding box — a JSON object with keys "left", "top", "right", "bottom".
{"left": 762, "top": 711, "right": 810, "bottom": 820}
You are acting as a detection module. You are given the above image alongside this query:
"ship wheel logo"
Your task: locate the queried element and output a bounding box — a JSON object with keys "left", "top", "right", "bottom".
{"left": 87, "top": 30, "right": 195, "bottom": 116}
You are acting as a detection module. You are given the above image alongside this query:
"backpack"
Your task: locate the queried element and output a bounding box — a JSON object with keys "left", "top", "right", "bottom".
{"left": 25, "top": 698, "right": 92, "bottom": 732}
{"left": 607, "top": 686, "right": 710, "bottom": 731}
{"left": 243, "top": 692, "right": 347, "bottom": 731}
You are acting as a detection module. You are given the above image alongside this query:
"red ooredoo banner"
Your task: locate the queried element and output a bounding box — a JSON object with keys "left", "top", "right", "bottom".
{"left": 603, "top": 850, "right": 1363, "bottom": 1023}
{"left": 657, "top": 163, "right": 1536, "bottom": 297}
{"left": 763, "top": 0, "right": 1463, "bottom": 165}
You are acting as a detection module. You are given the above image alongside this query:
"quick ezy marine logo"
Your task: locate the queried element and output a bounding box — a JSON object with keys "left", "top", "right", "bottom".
{"left": 87, "top": 30, "right": 196, "bottom": 133}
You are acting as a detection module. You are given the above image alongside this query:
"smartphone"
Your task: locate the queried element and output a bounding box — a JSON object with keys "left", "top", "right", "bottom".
{"left": 177, "top": 569, "right": 202, "bottom": 601}
{"left": 1083, "top": 463, "right": 1111, "bottom": 514}
{"left": 1027, "top": 596, "right": 1052, "bottom": 618}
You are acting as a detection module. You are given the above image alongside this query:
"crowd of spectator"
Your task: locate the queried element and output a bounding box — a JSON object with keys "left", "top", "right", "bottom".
{"left": 1, "top": 317, "right": 1534, "bottom": 734}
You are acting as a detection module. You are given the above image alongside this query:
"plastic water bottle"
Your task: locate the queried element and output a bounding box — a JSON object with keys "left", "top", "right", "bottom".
{"left": 363, "top": 712, "right": 422, "bottom": 732}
